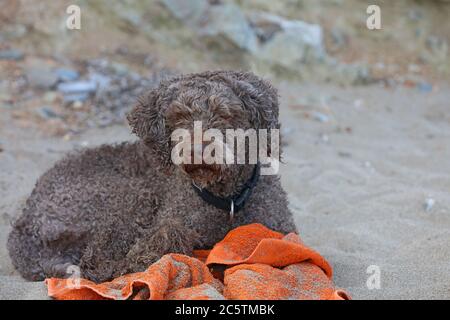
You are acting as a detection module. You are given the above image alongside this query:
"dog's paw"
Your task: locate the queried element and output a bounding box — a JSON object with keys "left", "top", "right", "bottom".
{"left": 126, "top": 218, "right": 199, "bottom": 268}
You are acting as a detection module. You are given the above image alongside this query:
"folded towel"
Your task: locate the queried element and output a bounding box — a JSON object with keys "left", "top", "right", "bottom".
{"left": 46, "top": 223, "right": 350, "bottom": 300}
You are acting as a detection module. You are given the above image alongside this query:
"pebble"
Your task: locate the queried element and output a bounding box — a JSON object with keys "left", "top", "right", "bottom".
{"left": 331, "top": 28, "right": 346, "bottom": 48}
{"left": 311, "top": 111, "right": 330, "bottom": 123}
{"left": 63, "top": 93, "right": 90, "bottom": 103}
{"left": 0, "top": 49, "right": 24, "bottom": 61}
{"left": 338, "top": 151, "right": 352, "bottom": 158}
{"left": 55, "top": 68, "right": 80, "bottom": 82}
{"left": 43, "top": 91, "right": 58, "bottom": 103}
{"left": 35, "top": 106, "right": 60, "bottom": 119}
{"left": 424, "top": 198, "right": 435, "bottom": 212}
{"left": 16, "top": 57, "right": 170, "bottom": 131}
{"left": 320, "top": 134, "right": 330, "bottom": 143}
{"left": 89, "top": 73, "right": 111, "bottom": 90}
{"left": 416, "top": 82, "right": 432, "bottom": 93}
{"left": 57, "top": 81, "right": 97, "bottom": 94}
{"left": 426, "top": 35, "right": 443, "bottom": 52}
{"left": 353, "top": 99, "right": 364, "bottom": 108}
{"left": 408, "top": 9, "right": 422, "bottom": 21}
{"left": 72, "top": 101, "right": 84, "bottom": 109}
{"left": 1, "top": 24, "right": 27, "bottom": 40}
{"left": 0, "top": 92, "right": 13, "bottom": 104}
{"left": 110, "top": 62, "right": 129, "bottom": 76}
{"left": 26, "top": 67, "right": 59, "bottom": 89}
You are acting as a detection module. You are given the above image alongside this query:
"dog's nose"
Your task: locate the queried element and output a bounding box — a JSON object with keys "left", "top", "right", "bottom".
{"left": 182, "top": 163, "right": 208, "bottom": 173}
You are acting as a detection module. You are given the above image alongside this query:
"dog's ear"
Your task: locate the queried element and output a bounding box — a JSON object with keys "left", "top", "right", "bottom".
{"left": 127, "top": 89, "right": 171, "bottom": 165}
{"left": 227, "top": 73, "right": 280, "bottom": 131}
{"left": 226, "top": 72, "right": 282, "bottom": 158}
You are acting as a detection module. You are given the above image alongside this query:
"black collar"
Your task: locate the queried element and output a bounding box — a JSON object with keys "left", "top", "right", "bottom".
{"left": 192, "top": 164, "right": 260, "bottom": 221}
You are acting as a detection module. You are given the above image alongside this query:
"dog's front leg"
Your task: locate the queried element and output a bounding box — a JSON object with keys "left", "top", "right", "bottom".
{"left": 79, "top": 216, "right": 198, "bottom": 282}
{"left": 122, "top": 217, "right": 200, "bottom": 275}
{"left": 78, "top": 215, "right": 139, "bottom": 283}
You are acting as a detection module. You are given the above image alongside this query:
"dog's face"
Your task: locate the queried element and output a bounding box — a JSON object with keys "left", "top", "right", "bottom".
{"left": 164, "top": 82, "right": 252, "bottom": 186}
{"left": 127, "top": 71, "right": 280, "bottom": 187}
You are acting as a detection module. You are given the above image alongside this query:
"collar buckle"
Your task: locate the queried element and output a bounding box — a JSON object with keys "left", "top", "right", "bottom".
{"left": 229, "top": 200, "right": 234, "bottom": 223}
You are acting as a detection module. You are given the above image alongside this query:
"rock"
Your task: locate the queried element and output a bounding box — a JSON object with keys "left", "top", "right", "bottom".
{"left": 55, "top": 68, "right": 80, "bottom": 82}
{"left": 426, "top": 36, "right": 444, "bottom": 53}
{"left": 338, "top": 151, "right": 352, "bottom": 158}
{"left": 320, "top": 134, "right": 330, "bottom": 143}
{"left": 43, "top": 91, "right": 59, "bottom": 103}
{"left": 311, "top": 111, "right": 330, "bottom": 123}
{"left": 248, "top": 12, "right": 325, "bottom": 65}
{"left": 329, "top": 61, "right": 374, "bottom": 85}
{"left": 57, "top": 81, "right": 97, "bottom": 94}
{"left": 162, "top": 0, "right": 258, "bottom": 52}
{"left": 203, "top": 4, "right": 258, "bottom": 53}
{"left": 113, "top": 4, "right": 142, "bottom": 28}
{"left": 162, "top": 0, "right": 208, "bottom": 25}
{"left": 249, "top": 15, "right": 282, "bottom": 43}
{"left": 35, "top": 106, "right": 60, "bottom": 119}
{"left": 330, "top": 28, "right": 346, "bottom": 48}
{"left": 58, "top": 78, "right": 97, "bottom": 103}
{"left": 38, "top": 57, "right": 173, "bottom": 131}
{"left": 1, "top": 24, "right": 27, "bottom": 41}
{"left": 72, "top": 101, "right": 84, "bottom": 110}
{"left": 417, "top": 82, "right": 432, "bottom": 93}
{"left": 424, "top": 198, "right": 435, "bottom": 212}
{"left": 353, "top": 99, "right": 364, "bottom": 108}
{"left": 408, "top": 9, "right": 423, "bottom": 21}
{"left": 26, "top": 66, "right": 59, "bottom": 89}
{"left": 79, "top": 141, "right": 90, "bottom": 148}
{"left": 63, "top": 93, "right": 90, "bottom": 103}
{"left": 109, "top": 62, "right": 129, "bottom": 76}
{"left": 88, "top": 73, "right": 111, "bottom": 91}
{"left": 0, "top": 92, "right": 13, "bottom": 105}
{"left": 0, "top": 49, "right": 24, "bottom": 61}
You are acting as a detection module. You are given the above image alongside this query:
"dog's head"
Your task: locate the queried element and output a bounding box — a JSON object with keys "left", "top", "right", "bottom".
{"left": 127, "top": 71, "right": 280, "bottom": 188}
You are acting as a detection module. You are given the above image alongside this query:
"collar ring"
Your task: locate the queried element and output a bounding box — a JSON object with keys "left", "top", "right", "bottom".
{"left": 229, "top": 200, "right": 234, "bottom": 223}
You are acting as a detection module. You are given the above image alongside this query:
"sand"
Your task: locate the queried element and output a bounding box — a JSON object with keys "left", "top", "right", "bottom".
{"left": 1, "top": 83, "right": 449, "bottom": 299}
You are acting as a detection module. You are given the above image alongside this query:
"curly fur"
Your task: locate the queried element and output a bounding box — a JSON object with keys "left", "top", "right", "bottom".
{"left": 7, "top": 70, "right": 296, "bottom": 283}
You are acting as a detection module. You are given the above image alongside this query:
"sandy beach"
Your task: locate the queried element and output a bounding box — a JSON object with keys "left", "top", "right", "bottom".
{"left": 1, "top": 82, "right": 449, "bottom": 299}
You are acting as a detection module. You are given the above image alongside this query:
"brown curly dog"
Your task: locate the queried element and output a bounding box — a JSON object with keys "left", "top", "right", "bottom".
{"left": 7, "top": 70, "right": 296, "bottom": 283}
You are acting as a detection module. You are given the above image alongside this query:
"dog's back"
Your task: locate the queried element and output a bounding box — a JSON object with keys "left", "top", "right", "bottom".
{"left": 7, "top": 141, "right": 162, "bottom": 280}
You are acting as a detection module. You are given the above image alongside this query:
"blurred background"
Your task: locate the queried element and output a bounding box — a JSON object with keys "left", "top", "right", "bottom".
{"left": 1, "top": 0, "right": 449, "bottom": 132}
{"left": 0, "top": 0, "right": 449, "bottom": 299}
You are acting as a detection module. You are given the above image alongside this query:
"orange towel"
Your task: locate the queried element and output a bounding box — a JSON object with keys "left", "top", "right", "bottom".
{"left": 46, "top": 223, "right": 350, "bottom": 300}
